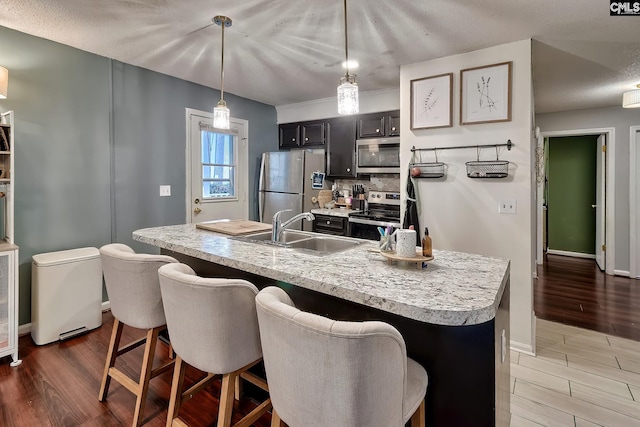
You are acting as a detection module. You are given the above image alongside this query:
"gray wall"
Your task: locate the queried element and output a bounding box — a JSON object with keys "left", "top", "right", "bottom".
{"left": 537, "top": 106, "right": 640, "bottom": 272}
{"left": 0, "top": 25, "right": 277, "bottom": 325}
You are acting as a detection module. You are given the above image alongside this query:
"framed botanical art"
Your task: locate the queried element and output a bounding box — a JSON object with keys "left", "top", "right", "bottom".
{"left": 410, "top": 73, "right": 453, "bottom": 130}
{"left": 460, "top": 61, "right": 512, "bottom": 125}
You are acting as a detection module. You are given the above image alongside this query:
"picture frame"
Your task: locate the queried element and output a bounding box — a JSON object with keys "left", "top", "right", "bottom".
{"left": 460, "top": 61, "right": 512, "bottom": 125}
{"left": 410, "top": 73, "right": 453, "bottom": 130}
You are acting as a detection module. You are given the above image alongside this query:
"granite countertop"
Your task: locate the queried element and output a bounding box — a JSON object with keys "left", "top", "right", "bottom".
{"left": 310, "top": 208, "right": 359, "bottom": 217}
{"left": 133, "top": 224, "right": 509, "bottom": 326}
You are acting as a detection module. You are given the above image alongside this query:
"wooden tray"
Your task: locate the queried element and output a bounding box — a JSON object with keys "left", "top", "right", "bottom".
{"left": 380, "top": 250, "right": 433, "bottom": 268}
{"left": 196, "top": 219, "right": 272, "bottom": 236}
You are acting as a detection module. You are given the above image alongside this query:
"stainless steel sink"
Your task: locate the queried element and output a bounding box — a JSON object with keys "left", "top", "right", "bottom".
{"left": 234, "top": 230, "right": 363, "bottom": 255}
{"left": 288, "top": 236, "right": 361, "bottom": 253}
{"left": 239, "top": 230, "right": 311, "bottom": 243}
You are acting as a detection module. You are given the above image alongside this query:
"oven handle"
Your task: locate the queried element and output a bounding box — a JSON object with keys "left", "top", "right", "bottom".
{"left": 348, "top": 217, "right": 401, "bottom": 228}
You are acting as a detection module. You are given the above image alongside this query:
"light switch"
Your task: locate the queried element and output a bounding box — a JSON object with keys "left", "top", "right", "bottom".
{"left": 159, "top": 185, "right": 171, "bottom": 197}
{"left": 499, "top": 199, "right": 516, "bottom": 214}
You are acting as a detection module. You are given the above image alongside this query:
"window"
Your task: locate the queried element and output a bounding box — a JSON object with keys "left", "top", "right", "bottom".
{"left": 201, "top": 130, "right": 236, "bottom": 199}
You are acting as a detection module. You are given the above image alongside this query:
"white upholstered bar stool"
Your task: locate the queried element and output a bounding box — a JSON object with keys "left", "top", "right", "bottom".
{"left": 255, "top": 286, "right": 428, "bottom": 427}
{"left": 158, "top": 263, "right": 271, "bottom": 427}
{"left": 98, "top": 243, "right": 178, "bottom": 427}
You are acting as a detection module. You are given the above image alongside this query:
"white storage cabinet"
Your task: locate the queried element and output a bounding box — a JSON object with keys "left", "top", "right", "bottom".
{"left": 0, "top": 111, "right": 20, "bottom": 367}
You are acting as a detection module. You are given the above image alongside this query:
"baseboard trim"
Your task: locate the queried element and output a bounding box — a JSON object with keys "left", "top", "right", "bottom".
{"left": 547, "top": 249, "right": 596, "bottom": 259}
{"left": 18, "top": 301, "right": 111, "bottom": 337}
{"left": 614, "top": 270, "right": 631, "bottom": 278}
{"left": 510, "top": 340, "right": 535, "bottom": 356}
{"left": 18, "top": 323, "right": 31, "bottom": 337}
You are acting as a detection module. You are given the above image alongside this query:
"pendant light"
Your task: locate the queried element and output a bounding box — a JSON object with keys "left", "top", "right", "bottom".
{"left": 213, "top": 15, "right": 232, "bottom": 129}
{"left": 623, "top": 84, "right": 640, "bottom": 108}
{"left": 337, "top": 0, "right": 358, "bottom": 115}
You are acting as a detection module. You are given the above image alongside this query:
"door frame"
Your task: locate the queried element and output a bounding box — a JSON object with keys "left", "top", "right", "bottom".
{"left": 630, "top": 125, "right": 640, "bottom": 279}
{"left": 185, "top": 107, "right": 249, "bottom": 223}
{"left": 538, "top": 127, "right": 615, "bottom": 276}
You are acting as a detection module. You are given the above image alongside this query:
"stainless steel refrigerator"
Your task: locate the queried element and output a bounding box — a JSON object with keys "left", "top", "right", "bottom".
{"left": 259, "top": 150, "right": 325, "bottom": 231}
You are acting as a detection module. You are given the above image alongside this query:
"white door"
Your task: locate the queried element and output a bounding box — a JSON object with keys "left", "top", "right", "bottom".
{"left": 632, "top": 126, "right": 640, "bottom": 279}
{"left": 594, "top": 134, "right": 606, "bottom": 271}
{"left": 186, "top": 108, "right": 248, "bottom": 223}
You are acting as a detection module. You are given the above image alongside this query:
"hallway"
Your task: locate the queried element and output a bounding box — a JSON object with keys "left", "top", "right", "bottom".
{"left": 534, "top": 254, "right": 640, "bottom": 341}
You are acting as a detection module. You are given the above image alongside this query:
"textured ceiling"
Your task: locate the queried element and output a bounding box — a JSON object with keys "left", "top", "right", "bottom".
{"left": 0, "top": 0, "right": 639, "bottom": 113}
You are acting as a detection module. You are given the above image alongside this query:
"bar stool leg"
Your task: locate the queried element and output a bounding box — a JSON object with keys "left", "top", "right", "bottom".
{"left": 166, "top": 356, "right": 187, "bottom": 427}
{"left": 132, "top": 327, "right": 161, "bottom": 427}
{"left": 410, "top": 400, "right": 426, "bottom": 427}
{"left": 98, "top": 319, "right": 124, "bottom": 401}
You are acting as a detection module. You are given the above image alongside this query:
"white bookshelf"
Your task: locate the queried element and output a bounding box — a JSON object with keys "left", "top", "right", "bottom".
{"left": 0, "top": 110, "right": 21, "bottom": 367}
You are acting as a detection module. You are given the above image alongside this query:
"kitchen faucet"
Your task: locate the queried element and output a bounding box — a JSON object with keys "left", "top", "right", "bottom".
{"left": 272, "top": 209, "right": 315, "bottom": 244}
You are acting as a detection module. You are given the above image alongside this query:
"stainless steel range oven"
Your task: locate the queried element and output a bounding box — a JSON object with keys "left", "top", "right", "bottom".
{"left": 348, "top": 191, "right": 401, "bottom": 241}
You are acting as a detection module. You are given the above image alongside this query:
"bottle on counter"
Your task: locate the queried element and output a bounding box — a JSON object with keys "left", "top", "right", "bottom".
{"left": 422, "top": 227, "right": 432, "bottom": 257}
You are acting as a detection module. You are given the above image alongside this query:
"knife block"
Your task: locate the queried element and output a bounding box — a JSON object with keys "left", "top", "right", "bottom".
{"left": 351, "top": 199, "right": 365, "bottom": 212}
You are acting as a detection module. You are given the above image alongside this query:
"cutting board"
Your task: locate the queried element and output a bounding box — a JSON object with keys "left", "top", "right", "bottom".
{"left": 196, "top": 219, "right": 272, "bottom": 236}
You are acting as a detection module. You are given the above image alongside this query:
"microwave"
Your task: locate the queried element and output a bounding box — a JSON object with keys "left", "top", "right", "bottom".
{"left": 355, "top": 137, "right": 401, "bottom": 174}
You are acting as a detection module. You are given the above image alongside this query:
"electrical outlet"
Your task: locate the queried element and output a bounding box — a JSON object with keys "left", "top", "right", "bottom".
{"left": 499, "top": 199, "right": 516, "bottom": 214}
{"left": 159, "top": 185, "right": 171, "bottom": 197}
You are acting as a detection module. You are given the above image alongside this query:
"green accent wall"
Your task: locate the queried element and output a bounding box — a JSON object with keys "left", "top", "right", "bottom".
{"left": 547, "top": 136, "right": 598, "bottom": 254}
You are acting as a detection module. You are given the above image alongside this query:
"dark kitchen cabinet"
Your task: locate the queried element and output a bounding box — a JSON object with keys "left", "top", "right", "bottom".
{"left": 312, "top": 214, "right": 348, "bottom": 236}
{"left": 388, "top": 112, "right": 400, "bottom": 136}
{"left": 301, "top": 121, "right": 326, "bottom": 147}
{"left": 326, "top": 118, "right": 357, "bottom": 178}
{"left": 357, "top": 110, "right": 400, "bottom": 138}
{"left": 358, "top": 115, "right": 385, "bottom": 138}
{"left": 279, "top": 123, "right": 300, "bottom": 148}
{"left": 279, "top": 121, "right": 327, "bottom": 148}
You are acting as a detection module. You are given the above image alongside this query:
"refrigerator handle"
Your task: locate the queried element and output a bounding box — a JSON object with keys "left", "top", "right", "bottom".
{"left": 258, "top": 153, "right": 266, "bottom": 222}
{"left": 259, "top": 152, "right": 266, "bottom": 192}
{"left": 259, "top": 191, "right": 265, "bottom": 223}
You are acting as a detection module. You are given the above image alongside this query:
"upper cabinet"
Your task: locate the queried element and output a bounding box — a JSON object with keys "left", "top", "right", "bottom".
{"left": 326, "top": 118, "right": 357, "bottom": 178}
{"left": 277, "top": 110, "right": 398, "bottom": 177}
{"left": 279, "top": 121, "right": 327, "bottom": 148}
{"left": 357, "top": 111, "right": 400, "bottom": 139}
{"left": 388, "top": 113, "right": 400, "bottom": 137}
{"left": 301, "top": 121, "right": 326, "bottom": 147}
{"left": 279, "top": 123, "right": 300, "bottom": 148}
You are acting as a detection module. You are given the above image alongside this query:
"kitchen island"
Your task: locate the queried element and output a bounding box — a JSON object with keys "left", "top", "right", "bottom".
{"left": 134, "top": 224, "right": 510, "bottom": 427}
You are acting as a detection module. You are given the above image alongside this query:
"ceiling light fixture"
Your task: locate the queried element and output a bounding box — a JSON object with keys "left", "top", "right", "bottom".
{"left": 337, "top": 0, "right": 358, "bottom": 115}
{"left": 622, "top": 84, "right": 640, "bottom": 108}
{"left": 0, "top": 66, "right": 8, "bottom": 99}
{"left": 342, "top": 60, "right": 359, "bottom": 69}
{"left": 213, "top": 15, "right": 232, "bottom": 129}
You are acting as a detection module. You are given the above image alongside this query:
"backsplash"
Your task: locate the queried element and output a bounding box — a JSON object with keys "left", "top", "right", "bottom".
{"left": 332, "top": 174, "right": 400, "bottom": 193}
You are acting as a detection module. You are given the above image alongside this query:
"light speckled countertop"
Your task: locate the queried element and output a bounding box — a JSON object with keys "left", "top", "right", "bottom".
{"left": 133, "top": 224, "right": 509, "bottom": 326}
{"left": 310, "top": 208, "right": 359, "bottom": 217}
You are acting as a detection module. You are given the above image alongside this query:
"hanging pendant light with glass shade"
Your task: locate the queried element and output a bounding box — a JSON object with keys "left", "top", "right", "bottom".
{"left": 213, "top": 15, "right": 232, "bottom": 129}
{"left": 337, "top": 0, "right": 358, "bottom": 115}
{"left": 623, "top": 84, "right": 640, "bottom": 108}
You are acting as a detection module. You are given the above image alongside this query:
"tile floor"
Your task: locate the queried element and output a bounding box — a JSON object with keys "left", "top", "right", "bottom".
{"left": 510, "top": 319, "right": 640, "bottom": 426}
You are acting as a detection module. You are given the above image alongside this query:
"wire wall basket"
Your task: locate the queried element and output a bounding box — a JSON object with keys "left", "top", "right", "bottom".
{"left": 465, "top": 146, "right": 509, "bottom": 179}
{"left": 410, "top": 150, "right": 446, "bottom": 179}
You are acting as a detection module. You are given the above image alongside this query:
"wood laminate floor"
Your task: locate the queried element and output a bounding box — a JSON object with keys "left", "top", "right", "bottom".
{"left": 4, "top": 286, "right": 640, "bottom": 426}
{"left": 0, "top": 311, "right": 271, "bottom": 427}
{"left": 534, "top": 254, "right": 640, "bottom": 341}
